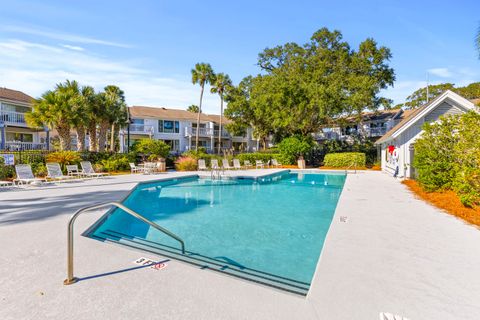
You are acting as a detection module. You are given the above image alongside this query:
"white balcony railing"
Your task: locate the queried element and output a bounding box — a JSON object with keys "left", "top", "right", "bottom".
{"left": 3, "top": 141, "right": 47, "bottom": 151}
{"left": 184, "top": 127, "right": 231, "bottom": 138}
{"left": 129, "top": 124, "right": 154, "bottom": 135}
{"left": 0, "top": 111, "right": 27, "bottom": 125}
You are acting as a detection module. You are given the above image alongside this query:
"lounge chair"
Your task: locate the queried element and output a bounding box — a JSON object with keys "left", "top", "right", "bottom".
{"left": 222, "top": 159, "right": 233, "bottom": 170}
{"left": 129, "top": 163, "right": 144, "bottom": 174}
{"left": 198, "top": 159, "right": 207, "bottom": 171}
{"left": 46, "top": 162, "right": 75, "bottom": 182}
{"left": 80, "top": 161, "right": 108, "bottom": 178}
{"left": 0, "top": 181, "right": 14, "bottom": 188}
{"left": 210, "top": 159, "right": 220, "bottom": 169}
{"left": 255, "top": 160, "right": 265, "bottom": 169}
{"left": 233, "top": 158, "right": 242, "bottom": 170}
{"left": 243, "top": 160, "right": 253, "bottom": 169}
{"left": 66, "top": 165, "right": 84, "bottom": 178}
{"left": 271, "top": 159, "right": 282, "bottom": 168}
{"left": 14, "top": 164, "right": 47, "bottom": 185}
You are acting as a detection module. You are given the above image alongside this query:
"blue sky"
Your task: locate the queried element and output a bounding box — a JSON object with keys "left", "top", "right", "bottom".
{"left": 0, "top": 0, "right": 479, "bottom": 113}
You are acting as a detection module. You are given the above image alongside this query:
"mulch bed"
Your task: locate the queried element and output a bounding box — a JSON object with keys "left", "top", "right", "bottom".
{"left": 402, "top": 179, "right": 480, "bottom": 228}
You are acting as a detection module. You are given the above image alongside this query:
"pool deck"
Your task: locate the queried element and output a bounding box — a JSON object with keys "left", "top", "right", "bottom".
{"left": 1, "top": 170, "right": 479, "bottom": 319}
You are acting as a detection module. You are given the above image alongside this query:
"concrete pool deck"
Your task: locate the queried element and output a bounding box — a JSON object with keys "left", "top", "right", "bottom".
{"left": 1, "top": 170, "right": 479, "bottom": 319}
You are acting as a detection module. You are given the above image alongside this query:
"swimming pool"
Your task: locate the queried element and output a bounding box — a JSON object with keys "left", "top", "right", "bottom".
{"left": 87, "top": 171, "right": 346, "bottom": 295}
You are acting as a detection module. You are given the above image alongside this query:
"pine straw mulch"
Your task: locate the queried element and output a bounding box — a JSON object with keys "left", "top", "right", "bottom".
{"left": 402, "top": 179, "right": 480, "bottom": 228}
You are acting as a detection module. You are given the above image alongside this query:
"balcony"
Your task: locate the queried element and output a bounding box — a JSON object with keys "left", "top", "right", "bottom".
{"left": 185, "top": 127, "right": 231, "bottom": 138}
{"left": 129, "top": 124, "right": 154, "bottom": 135}
{"left": 3, "top": 141, "right": 47, "bottom": 151}
{"left": 0, "top": 111, "right": 28, "bottom": 127}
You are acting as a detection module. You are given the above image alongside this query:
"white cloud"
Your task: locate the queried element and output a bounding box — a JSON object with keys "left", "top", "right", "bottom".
{"left": 1, "top": 25, "right": 130, "bottom": 48}
{"left": 61, "top": 44, "right": 85, "bottom": 51}
{"left": 0, "top": 39, "right": 221, "bottom": 113}
{"left": 428, "top": 68, "right": 452, "bottom": 78}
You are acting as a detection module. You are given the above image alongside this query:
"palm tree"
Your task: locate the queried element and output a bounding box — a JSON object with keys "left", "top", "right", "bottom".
{"left": 191, "top": 63, "right": 216, "bottom": 151}
{"left": 210, "top": 73, "right": 232, "bottom": 154}
{"left": 78, "top": 86, "right": 99, "bottom": 152}
{"left": 27, "top": 80, "right": 80, "bottom": 150}
{"left": 187, "top": 104, "right": 199, "bottom": 113}
{"left": 97, "top": 85, "right": 127, "bottom": 152}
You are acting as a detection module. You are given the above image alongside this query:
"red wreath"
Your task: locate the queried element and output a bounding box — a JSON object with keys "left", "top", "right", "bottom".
{"left": 388, "top": 145, "right": 395, "bottom": 154}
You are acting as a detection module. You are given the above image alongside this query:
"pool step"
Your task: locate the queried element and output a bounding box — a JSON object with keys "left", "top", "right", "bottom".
{"left": 95, "top": 229, "right": 310, "bottom": 296}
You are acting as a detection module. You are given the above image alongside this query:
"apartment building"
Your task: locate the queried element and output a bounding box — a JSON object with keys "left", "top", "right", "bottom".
{"left": 0, "top": 88, "right": 46, "bottom": 150}
{"left": 122, "top": 106, "right": 255, "bottom": 154}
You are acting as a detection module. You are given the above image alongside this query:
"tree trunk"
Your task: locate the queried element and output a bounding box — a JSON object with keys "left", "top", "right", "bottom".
{"left": 88, "top": 121, "right": 97, "bottom": 152}
{"left": 76, "top": 126, "right": 86, "bottom": 151}
{"left": 98, "top": 120, "right": 109, "bottom": 152}
{"left": 195, "top": 85, "right": 204, "bottom": 151}
{"left": 57, "top": 123, "right": 71, "bottom": 151}
{"left": 218, "top": 95, "right": 223, "bottom": 155}
{"left": 110, "top": 123, "right": 115, "bottom": 152}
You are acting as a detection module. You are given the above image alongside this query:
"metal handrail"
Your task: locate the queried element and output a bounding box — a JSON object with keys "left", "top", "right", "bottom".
{"left": 63, "top": 201, "right": 185, "bottom": 285}
{"left": 345, "top": 161, "right": 357, "bottom": 174}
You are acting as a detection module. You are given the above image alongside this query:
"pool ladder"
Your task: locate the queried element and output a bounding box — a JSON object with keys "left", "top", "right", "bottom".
{"left": 63, "top": 202, "right": 185, "bottom": 285}
{"left": 210, "top": 166, "right": 224, "bottom": 180}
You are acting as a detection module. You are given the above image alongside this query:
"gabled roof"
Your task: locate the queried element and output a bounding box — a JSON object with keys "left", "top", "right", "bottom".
{"left": 375, "top": 90, "right": 476, "bottom": 145}
{"left": 129, "top": 106, "right": 230, "bottom": 124}
{"left": 0, "top": 87, "right": 34, "bottom": 104}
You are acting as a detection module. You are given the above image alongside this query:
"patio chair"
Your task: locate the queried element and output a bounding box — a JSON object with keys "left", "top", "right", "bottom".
{"left": 14, "top": 164, "right": 47, "bottom": 185}
{"left": 210, "top": 159, "right": 220, "bottom": 169}
{"left": 198, "top": 159, "right": 207, "bottom": 171}
{"left": 243, "top": 160, "right": 253, "bottom": 169}
{"left": 46, "top": 162, "right": 74, "bottom": 182}
{"left": 271, "top": 159, "right": 282, "bottom": 168}
{"left": 233, "top": 158, "right": 242, "bottom": 170}
{"left": 80, "top": 161, "right": 108, "bottom": 178}
{"left": 66, "top": 165, "right": 84, "bottom": 178}
{"left": 129, "top": 163, "right": 144, "bottom": 174}
{"left": 255, "top": 160, "right": 265, "bottom": 169}
{"left": 222, "top": 159, "right": 233, "bottom": 170}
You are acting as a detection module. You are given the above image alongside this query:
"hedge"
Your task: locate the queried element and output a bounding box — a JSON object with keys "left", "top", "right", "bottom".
{"left": 236, "top": 153, "right": 280, "bottom": 165}
{"left": 323, "top": 152, "right": 366, "bottom": 168}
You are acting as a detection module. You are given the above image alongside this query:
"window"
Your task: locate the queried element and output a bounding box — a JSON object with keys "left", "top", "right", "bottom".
{"left": 1, "top": 103, "right": 31, "bottom": 113}
{"left": 158, "top": 120, "right": 179, "bottom": 133}
{"left": 131, "top": 118, "right": 144, "bottom": 125}
{"left": 6, "top": 132, "right": 33, "bottom": 142}
{"left": 163, "top": 139, "right": 180, "bottom": 152}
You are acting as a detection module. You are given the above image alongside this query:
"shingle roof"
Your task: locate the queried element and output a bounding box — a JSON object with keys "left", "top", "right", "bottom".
{"left": 343, "top": 108, "right": 402, "bottom": 123}
{"left": 374, "top": 108, "right": 423, "bottom": 145}
{"left": 0, "top": 87, "right": 34, "bottom": 104}
{"left": 129, "top": 106, "right": 230, "bottom": 124}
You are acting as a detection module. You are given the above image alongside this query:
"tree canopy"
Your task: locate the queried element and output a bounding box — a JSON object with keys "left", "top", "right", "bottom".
{"left": 187, "top": 104, "right": 199, "bottom": 113}
{"left": 224, "top": 28, "right": 395, "bottom": 143}
{"left": 396, "top": 82, "right": 480, "bottom": 109}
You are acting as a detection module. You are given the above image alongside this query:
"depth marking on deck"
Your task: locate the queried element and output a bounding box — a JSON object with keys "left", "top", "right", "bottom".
{"left": 133, "top": 257, "right": 168, "bottom": 270}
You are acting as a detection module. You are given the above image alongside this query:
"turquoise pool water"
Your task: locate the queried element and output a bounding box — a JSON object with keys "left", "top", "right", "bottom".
{"left": 88, "top": 171, "right": 345, "bottom": 289}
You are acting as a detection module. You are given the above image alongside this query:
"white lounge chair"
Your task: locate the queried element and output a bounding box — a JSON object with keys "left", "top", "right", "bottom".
{"left": 222, "top": 159, "right": 233, "bottom": 170}
{"left": 14, "top": 164, "right": 47, "bottom": 185}
{"left": 271, "top": 159, "right": 282, "bottom": 168}
{"left": 0, "top": 181, "right": 14, "bottom": 188}
{"left": 66, "top": 165, "right": 84, "bottom": 178}
{"left": 255, "top": 160, "right": 265, "bottom": 169}
{"left": 46, "top": 162, "right": 75, "bottom": 182}
{"left": 233, "top": 158, "right": 242, "bottom": 170}
{"left": 80, "top": 161, "right": 108, "bottom": 178}
{"left": 129, "top": 163, "right": 144, "bottom": 174}
{"left": 210, "top": 159, "right": 220, "bottom": 169}
{"left": 243, "top": 160, "right": 253, "bottom": 169}
{"left": 198, "top": 159, "right": 207, "bottom": 171}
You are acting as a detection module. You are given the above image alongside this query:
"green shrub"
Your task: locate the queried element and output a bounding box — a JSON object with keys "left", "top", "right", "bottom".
{"left": 324, "top": 152, "right": 366, "bottom": 167}
{"left": 181, "top": 150, "right": 223, "bottom": 167}
{"left": 277, "top": 136, "right": 314, "bottom": 165}
{"left": 0, "top": 157, "right": 15, "bottom": 179}
{"left": 236, "top": 153, "right": 279, "bottom": 165}
{"left": 133, "top": 139, "right": 170, "bottom": 160}
{"left": 175, "top": 156, "right": 197, "bottom": 171}
{"left": 101, "top": 156, "right": 131, "bottom": 172}
{"left": 414, "top": 111, "right": 480, "bottom": 206}
{"left": 31, "top": 162, "right": 47, "bottom": 177}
